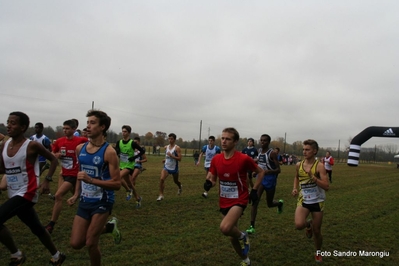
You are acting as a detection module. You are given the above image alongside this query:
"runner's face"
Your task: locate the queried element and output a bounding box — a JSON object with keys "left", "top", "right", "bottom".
{"left": 86, "top": 116, "right": 104, "bottom": 139}
{"left": 221, "top": 132, "right": 236, "bottom": 152}
{"left": 168, "top": 136, "right": 175, "bottom": 144}
{"left": 208, "top": 139, "right": 215, "bottom": 146}
{"left": 7, "top": 115, "right": 24, "bottom": 137}
{"left": 63, "top": 125, "right": 74, "bottom": 137}
{"left": 122, "top": 129, "right": 129, "bottom": 139}
{"left": 260, "top": 137, "right": 269, "bottom": 149}
{"left": 302, "top": 144, "right": 316, "bottom": 159}
{"left": 248, "top": 140, "right": 254, "bottom": 147}
{"left": 34, "top": 125, "right": 42, "bottom": 134}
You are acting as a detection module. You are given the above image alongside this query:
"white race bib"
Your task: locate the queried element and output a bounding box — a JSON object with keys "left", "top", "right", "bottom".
{"left": 220, "top": 181, "right": 239, "bottom": 199}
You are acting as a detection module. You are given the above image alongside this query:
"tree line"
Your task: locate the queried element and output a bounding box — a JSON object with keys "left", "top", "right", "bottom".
{"left": 0, "top": 124, "right": 397, "bottom": 163}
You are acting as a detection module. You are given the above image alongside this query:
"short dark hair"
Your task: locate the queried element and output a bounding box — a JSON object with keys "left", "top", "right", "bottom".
{"left": 122, "top": 125, "right": 132, "bottom": 133}
{"left": 222, "top": 127, "right": 239, "bottom": 141}
{"left": 35, "top": 122, "right": 44, "bottom": 129}
{"left": 71, "top": 118, "right": 79, "bottom": 128}
{"left": 168, "top": 133, "right": 177, "bottom": 140}
{"left": 63, "top": 119, "right": 76, "bottom": 129}
{"left": 86, "top": 109, "right": 111, "bottom": 136}
{"left": 275, "top": 147, "right": 280, "bottom": 152}
{"left": 260, "top": 134, "right": 271, "bottom": 142}
{"left": 209, "top": 136, "right": 215, "bottom": 141}
{"left": 9, "top": 111, "right": 30, "bottom": 132}
{"left": 134, "top": 136, "right": 140, "bottom": 142}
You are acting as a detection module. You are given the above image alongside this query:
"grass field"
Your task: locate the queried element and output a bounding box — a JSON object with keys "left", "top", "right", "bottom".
{"left": 1, "top": 155, "right": 398, "bottom": 266}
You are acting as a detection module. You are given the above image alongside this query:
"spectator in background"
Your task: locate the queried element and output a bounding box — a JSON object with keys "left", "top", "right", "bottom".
{"left": 193, "top": 150, "right": 200, "bottom": 165}
{"left": 322, "top": 151, "right": 334, "bottom": 183}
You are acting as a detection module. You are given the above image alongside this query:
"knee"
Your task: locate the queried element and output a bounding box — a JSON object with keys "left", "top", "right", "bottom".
{"left": 219, "top": 224, "right": 232, "bottom": 236}
{"left": 54, "top": 193, "right": 63, "bottom": 202}
{"left": 294, "top": 221, "right": 306, "bottom": 230}
{"left": 70, "top": 239, "right": 85, "bottom": 250}
{"left": 85, "top": 238, "right": 99, "bottom": 250}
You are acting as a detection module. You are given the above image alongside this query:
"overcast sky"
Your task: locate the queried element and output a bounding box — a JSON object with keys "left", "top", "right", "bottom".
{"left": 1, "top": 1, "right": 398, "bottom": 149}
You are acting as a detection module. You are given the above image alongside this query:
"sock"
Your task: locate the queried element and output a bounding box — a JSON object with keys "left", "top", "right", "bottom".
{"left": 52, "top": 251, "right": 60, "bottom": 260}
{"left": 105, "top": 222, "right": 114, "bottom": 233}
{"left": 243, "top": 257, "right": 250, "bottom": 264}
{"left": 239, "top": 232, "right": 245, "bottom": 240}
{"left": 11, "top": 250, "right": 22, "bottom": 258}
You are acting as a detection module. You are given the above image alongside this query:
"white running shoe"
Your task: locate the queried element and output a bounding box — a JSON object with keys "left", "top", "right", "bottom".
{"left": 156, "top": 195, "right": 164, "bottom": 201}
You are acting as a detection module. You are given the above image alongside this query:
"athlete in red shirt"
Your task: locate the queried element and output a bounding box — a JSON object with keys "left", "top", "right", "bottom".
{"left": 45, "top": 119, "right": 88, "bottom": 234}
{"left": 204, "top": 127, "right": 264, "bottom": 266}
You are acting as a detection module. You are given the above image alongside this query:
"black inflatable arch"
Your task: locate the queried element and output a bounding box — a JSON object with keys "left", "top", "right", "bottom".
{"left": 347, "top": 126, "right": 399, "bottom": 166}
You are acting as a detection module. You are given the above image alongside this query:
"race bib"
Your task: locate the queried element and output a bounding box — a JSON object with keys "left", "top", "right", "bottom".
{"left": 120, "top": 153, "right": 129, "bottom": 163}
{"left": 81, "top": 182, "right": 103, "bottom": 200}
{"left": 7, "top": 175, "right": 25, "bottom": 190}
{"left": 220, "top": 181, "right": 239, "bottom": 199}
{"left": 301, "top": 183, "right": 319, "bottom": 203}
{"left": 61, "top": 157, "right": 73, "bottom": 169}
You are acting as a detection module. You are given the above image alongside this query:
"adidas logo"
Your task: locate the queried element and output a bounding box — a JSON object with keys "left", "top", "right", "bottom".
{"left": 383, "top": 128, "right": 396, "bottom": 136}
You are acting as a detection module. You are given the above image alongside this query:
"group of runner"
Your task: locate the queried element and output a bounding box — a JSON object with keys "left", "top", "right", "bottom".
{"left": 0, "top": 110, "right": 331, "bottom": 265}
{"left": 197, "top": 131, "right": 330, "bottom": 265}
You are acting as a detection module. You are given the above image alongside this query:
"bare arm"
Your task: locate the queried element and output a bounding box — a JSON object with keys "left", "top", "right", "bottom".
{"left": 292, "top": 162, "right": 300, "bottom": 196}
{"left": 205, "top": 171, "right": 217, "bottom": 187}
{"left": 0, "top": 142, "right": 5, "bottom": 174}
{"left": 265, "top": 151, "right": 281, "bottom": 175}
{"left": 0, "top": 175, "right": 6, "bottom": 190}
{"left": 140, "top": 153, "right": 147, "bottom": 163}
{"left": 196, "top": 151, "right": 204, "bottom": 166}
{"left": 314, "top": 162, "right": 329, "bottom": 191}
{"left": 251, "top": 166, "right": 265, "bottom": 190}
{"left": 29, "top": 142, "right": 58, "bottom": 193}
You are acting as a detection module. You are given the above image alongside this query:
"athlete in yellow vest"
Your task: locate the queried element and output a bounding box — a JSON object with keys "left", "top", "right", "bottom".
{"left": 292, "top": 139, "right": 329, "bottom": 263}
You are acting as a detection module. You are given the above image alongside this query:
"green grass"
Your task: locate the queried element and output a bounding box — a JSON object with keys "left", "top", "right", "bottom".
{"left": 1, "top": 157, "right": 398, "bottom": 265}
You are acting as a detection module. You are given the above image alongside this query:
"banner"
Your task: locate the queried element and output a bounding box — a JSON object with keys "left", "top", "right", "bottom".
{"left": 347, "top": 127, "right": 399, "bottom": 166}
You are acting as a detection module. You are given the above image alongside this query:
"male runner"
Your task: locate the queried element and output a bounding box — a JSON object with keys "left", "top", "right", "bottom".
{"left": 197, "top": 136, "right": 221, "bottom": 198}
{"left": 0, "top": 111, "right": 66, "bottom": 265}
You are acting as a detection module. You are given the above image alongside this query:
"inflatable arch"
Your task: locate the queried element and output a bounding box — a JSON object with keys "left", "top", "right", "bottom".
{"left": 347, "top": 126, "right": 399, "bottom": 166}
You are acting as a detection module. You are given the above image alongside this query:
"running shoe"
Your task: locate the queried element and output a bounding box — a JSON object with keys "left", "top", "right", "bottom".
{"left": 240, "top": 232, "right": 250, "bottom": 256}
{"left": 315, "top": 254, "right": 323, "bottom": 263}
{"left": 126, "top": 190, "right": 132, "bottom": 201}
{"left": 49, "top": 252, "right": 66, "bottom": 266}
{"left": 246, "top": 225, "right": 255, "bottom": 235}
{"left": 136, "top": 196, "right": 142, "bottom": 208}
{"left": 305, "top": 219, "right": 313, "bottom": 239}
{"left": 48, "top": 193, "right": 55, "bottom": 201}
{"left": 277, "top": 199, "right": 284, "bottom": 214}
{"left": 108, "top": 217, "right": 122, "bottom": 244}
{"left": 240, "top": 260, "right": 251, "bottom": 266}
{"left": 45, "top": 223, "right": 54, "bottom": 234}
{"left": 178, "top": 185, "right": 182, "bottom": 195}
{"left": 156, "top": 195, "right": 164, "bottom": 201}
{"left": 9, "top": 253, "right": 26, "bottom": 266}
{"left": 202, "top": 192, "right": 208, "bottom": 198}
